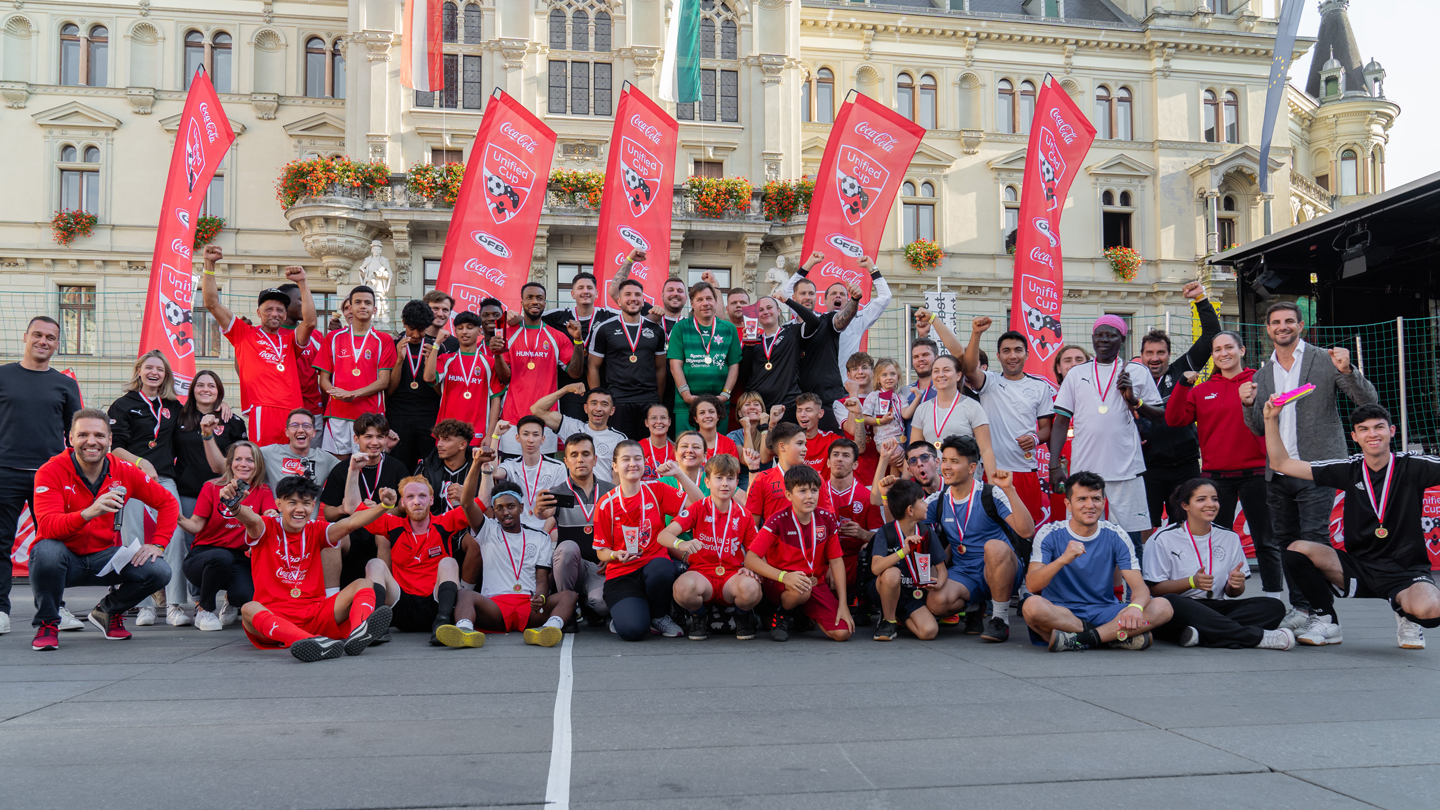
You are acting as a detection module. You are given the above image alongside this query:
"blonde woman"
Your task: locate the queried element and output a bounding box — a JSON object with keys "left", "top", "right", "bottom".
{"left": 726, "top": 390, "right": 768, "bottom": 489}
{"left": 107, "top": 350, "right": 189, "bottom": 626}
{"left": 179, "top": 441, "right": 275, "bottom": 630}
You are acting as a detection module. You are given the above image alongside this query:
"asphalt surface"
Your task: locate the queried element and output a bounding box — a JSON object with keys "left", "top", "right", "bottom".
{"left": 2, "top": 583, "right": 1438, "bottom": 810}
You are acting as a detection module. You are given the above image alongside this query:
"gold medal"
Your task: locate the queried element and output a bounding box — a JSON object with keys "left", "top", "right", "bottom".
{"left": 934, "top": 441, "right": 942, "bottom": 452}
{"left": 715, "top": 565, "right": 725, "bottom": 576}
{"left": 410, "top": 381, "right": 419, "bottom": 389}
{"left": 513, "top": 583, "right": 522, "bottom": 592}
{"left": 290, "top": 588, "right": 301, "bottom": 598}
{"left": 584, "top": 525, "right": 592, "bottom": 534}
{"left": 913, "top": 589, "right": 924, "bottom": 599}
{"left": 957, "top": 545, "right": 966, "bottom": 555}
{"left": 463, "top": 391, "right": 473, "bottom": 399}
{"left": 629, "top": 354, "right": 638, "bottom": 363}
{"left": 764, "top": 362, "right": 773, "bottom": 371}
{"left": 352, "top": 368, "right": 362, "bottom": 376}
{"left": 1376, "top": 526, "right": 1389, "bottom": 538}
{"left": 276, "top": 363, "right": 285, "bottom": 372}
{"left": 1098, "top": 404, "right": 1109, "bottom": 414}
{"left": 527, "top": 362, "right": 536, "bottom": 370}
{"left": 148, "top": 440, "right": 157, "bottom": 449}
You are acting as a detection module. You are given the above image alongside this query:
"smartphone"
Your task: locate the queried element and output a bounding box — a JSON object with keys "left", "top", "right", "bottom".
{"left": 551, "top": 491, "right": 577, "bottom": 510}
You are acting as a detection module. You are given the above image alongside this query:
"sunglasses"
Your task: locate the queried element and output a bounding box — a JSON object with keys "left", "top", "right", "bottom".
{"left": 906, "top": 453, "right": 935, "bottom": 465}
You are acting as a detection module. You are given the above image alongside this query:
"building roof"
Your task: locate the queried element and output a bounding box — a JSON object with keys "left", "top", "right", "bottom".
{"left": 1305, "top": 0, "right": 1367, "bottom": 98}
{"left": 834, "top": 0, "right": 1129, "bottom": 25}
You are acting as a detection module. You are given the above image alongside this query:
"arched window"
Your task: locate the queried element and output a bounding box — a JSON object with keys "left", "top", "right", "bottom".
{"left": 60, "top": 145, "right": 77, "bottom": 162}
{"left": 85, "top": 26, "right": 108, "bottom": 87}
{"left": 1094, "top": 85, "right": 1112, "bottom": 140}
{"left": 902, "top": 181, "right": 935, "bottom": 243}
{"left": 1218, "top": 194, "right": 1238, "bottom": 248}
{"left": 1019, "top": 80, "right": 1036, "bottom": 132}
{"left": 183, "top": 31, "right": 208, "bottom": 89}
{"left": 1003, "top": 185, "right": 1020, "bottom": 239}
{"left": 305, "top": 37, "right": 327, "bottom": 97}
{"left": 211, "top": 32, "right": 231, "bottom": 93}
{"left": 573, "top": 9, "right": 589, "bottom": 52}
{"left": 920, "top": 181, "right": 935, "bottom": 197}
{"left": 595, "top": 11, "right": 612, "bottom": 52}
{"left": 442, "top": 2, "right": 458, "bottom": 44}
{"left": 699, "top": 15, "right": 715, "bottom": 58}
{"left": 1102, "top": 187, "right": 1135, "bottom": 249}
{"left": 1340, "top": 149, "right": 1358, "bottom": 196}
{"left": 1116, "top": 87, "right": 1132, "bottom": 140}
{"left": 1223, "top": 91, "right": 1239, "bottom": 143}
{"left": 331, "top": 39, "right": 345, "bottom": 99}
{"left": 919, "top": 75, "right": 937, "bottom": 129}
{"left": 1203, "top": 90, "right": 1219, "bottom": 142}
{"left": 59, "top": 143, "right": 101, "bottom": 214}
{"left": 721, "top": 18, "right": 737, "bottom": 60}
{"left": 816, "top": 68, "right": 834, "bottom": 124}
{"left": 896, "top": 73, "right": 915, "bottom": 122}
{"left": 902, "top": 181, "right": 917, "bottom": 196}
{"left": 464, "top": 3, "right": 482, "bottom": 43}
{"left": 997, "top": 79, "right": 1014, "bottom": 134}
{"left": 549, "top": 9, "right": 566, "bottom": 50}
{"left": 1120, "top": 190, "right": 1131, "bottom": 207}
{"left": 1222, "top": 195, "right": 1236, "bottom": 211}
{"left": 1102, "top": 190, "right": 1115, "bottom": 206}
{"left": 62, "top": 24, "right": 111, "bottom": 87}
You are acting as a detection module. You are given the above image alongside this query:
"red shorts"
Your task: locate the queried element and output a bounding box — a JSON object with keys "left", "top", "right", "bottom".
{"left": 697, "top": 566, "right": 744, "bottom": 604}
{"left": 1011, "top": 470, "right": 1045, "bottom": 526}
{"left": 486, "top": 592, "right": 533, "bottom": 633}
{"left": 248, "top": 405, "right": 293, "bottom": 447}
{"left": 245, "top": 594, "right": 352, "bottom": 648}
{"left": 762, "top": 575, "right": 847, "bottom": 632}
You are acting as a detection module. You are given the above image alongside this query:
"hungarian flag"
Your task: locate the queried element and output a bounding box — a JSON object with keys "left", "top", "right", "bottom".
{"left": 401, "top": 0, "right": 444, "bottom": 92}
{"left": 658, "top": 0, "right": 701, "bottom": 104}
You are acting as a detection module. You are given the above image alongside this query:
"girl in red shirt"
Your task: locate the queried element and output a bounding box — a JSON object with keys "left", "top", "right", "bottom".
{"left": 179, "top": 440, "right": 276, "bottom": 631}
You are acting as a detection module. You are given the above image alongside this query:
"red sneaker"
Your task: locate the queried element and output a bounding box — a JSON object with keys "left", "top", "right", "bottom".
{"left": 89, "top": 609, "right": 133, "bottom": 640}
{"left": 32, "top": 621, "right": 60, "bottom": 651}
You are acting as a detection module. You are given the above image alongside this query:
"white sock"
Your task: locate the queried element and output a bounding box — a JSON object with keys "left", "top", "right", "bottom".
{"left": 543, "top": 615, "right": 564, "bottom": 629}
{"left": 460, "top": 581, "right": 475, "bottom": 591}
{"left": 325, "top": 587, "right": 339, "bottom": 597}
{"left": 456, "top": 619, "right": 474, "bottom": 631}
{"left": 992, "top": 599, "right": 1010, "bottom": 624}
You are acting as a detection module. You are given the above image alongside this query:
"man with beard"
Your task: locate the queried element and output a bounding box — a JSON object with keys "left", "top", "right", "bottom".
{"left": 497, "top": 282, "right": 586, "bottom": 456}
{"left": 588, "top": 279, "right": 668, "bottom": 440}
{"left": 740, "top": 297, "right": 821, "bottom": 425}
{"left": 1244, "top": 300, "right": 1378, "bottom": 629}
{"left": 607, "top": 250, "right": 688, "bottom": 337}
{"left": 543, "top": 272, "right": 617, "bottom": 419}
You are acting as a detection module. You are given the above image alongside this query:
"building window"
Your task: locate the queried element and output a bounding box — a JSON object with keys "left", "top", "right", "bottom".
{"left": 919, "top": 75, "right": 937, "bottom": 129}
{"left": 313, "top": 291, "right": 344, "bottom": 328}
{"left": 802, "top": 68, "right": 835, "bottom": 124}
{"left": 1003, "top": 185, "right": 1020, "bottom": 244}
{"left": 549, "top": 9, "right": 566, "bottom": 49}
{"left": 417, "top": 54, "right": 481, "bottom": 110}
{"left": 1371, "top": 147, "right": 1383, "bottom": 193}
{"left": 688, "top": 267, "right": 730, "bottom": 287}
{"left": 1315, "top": 172, "right": 1330, "bottom": 193}
{"left": 677, "top": 69, "right": 738, "bottom": 122}
{"left": 895, "top": 73, "right": 937, "bottom": 129}
{"left": 573, "top": 10, "right": 590, "bottom": 52}
{"left": 901, "top": 181, "right": 935, "bottom": 244}
{"left": 464, "top": 3, "right": 482, "bottom": 42}
{"left": 897, "top": 73, "right": 914, "bottom": 121}
{"left": 557, "top": 262, "right": 595, "bottom": 307}
{"left": 424, "top": 259, "right": 442, "bottom": 291}
{"left": 1217, "top": 194, "right": 1238, "bottom": 249}
{"left": 1115, "top": 87, "right": 1132, "bottom": 140}
{"left": 432, "top": 148, "right": 464, "bottom": 165}
{"left": 193, "top": 300, "right": 223, "bottom": 358}
{"left": 997, "top": 79, "right": 1014, "bottom": 133}
{"left": 1340, "top": 149, "right": 1358, "bottom": 196}
{"left": 1203, "top": 90, "right": 1219, "bottom": 142}
{"left": 694, "top": 160, "right": 724, "bottom": 179}
{"left": 1094, "top": 85, "right": 1111, "bottom": 140}
{"left": 546, "top": 2, "right": 613, "bottom": 117}
{"left": 332, "top": 40, "right": 345, "bottom": 99}
{"left": 1094, "top": 85, "right": 1134, "bottom": 141}
{"left": 1019, "top": 80, "right": 1036, "bottom": 133}
{"left": 60, "top": 24, "right": 107, "bottom": 87}
{"left": 596, "top": 12, "right": 612, "bottom": 51}
{"left": 201, "top": 172, "right": 224, "bottom": 218}
{"left": 1223, "top": 91, "right": 1239, "bottom": 143}
{"left": 1101, "top": 189, "right": 1133, "bottom": 250}
{"left": 442, "top": 1, "right": 459, "bottom": 44}
{"left": 58, "top": 285, "right": 96, "bottom": 356}
{"left": 305, "top": 37, "right": 327, "bottom": 97}
{"left": 59, "top": 144, "right": 101, "bottom": 214}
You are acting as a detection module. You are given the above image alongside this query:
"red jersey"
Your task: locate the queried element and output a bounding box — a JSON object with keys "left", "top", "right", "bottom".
{"left": 434, "top": 350, "right": 498, "bottom": 437}
{"left": 32, "top": 451, "right": 180, "bottom": 555}
{"left": 371, "top": 507, "right": 472, "bottom": 596}
{"left": 745, "top": 465, "right": 791, "bottom": 523}
{"left": 672, "top": 498, "right": 756, "bottom": 571}
{"left": 248, "top": 515, "right": 339, "bottom": 617}
{"left": 752, "top": 507, "right": 842, "bottom": 578}
{"left": 640, "top": 437, "right": 673, "bottom": 482}
{"left": 502, "top": 324, "right": 574, "bottom": 424}
{"left": 287, "top": 326, "right": 324, "bottom": 413}
{"left": 804, "top": 430, "right": 839, "bottom": 480}
{"left": 820, "top": 479, "right": 881, "bottom": 529}
{"left": 192, "top": 480, "right": 276, "bottom": 550}
{"left": 1165, "top": 368, "right": 1266, "bottom": 471}
{"left": 223, "top": 318, "right": 302, "bottom": 411}
{"left": 705, "top": 434, "right": 740, "bottom": 461}
{"left": 316, "top": 327, "right": 397, "bottom": 421}
{"left": 595, "top": 482, "right": 686, "bottom": 578}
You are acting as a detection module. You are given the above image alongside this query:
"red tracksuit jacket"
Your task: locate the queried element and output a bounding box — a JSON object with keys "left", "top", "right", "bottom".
{"left": 32, "top": 450, "right": 180, "bottom": 555}
{"left": 1164, "top": 368, "right": 1266, "bottom": 472}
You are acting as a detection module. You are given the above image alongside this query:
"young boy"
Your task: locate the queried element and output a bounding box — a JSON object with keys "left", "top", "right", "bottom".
{"left": 795, "top": 393, "right": 839, "bottom": 480}
{"left": 659, "top": 454, "right": 763, "bottom": 641}
{"left": 232, "top": 459, "right": 397, "bottom": 662}
{"left": 435, "top": 473, "right": 578, "bottom": 649}
{"left": 493, "top": 415, "right": 566, "bottom": 523}
{"left": 423, "top": 311, "right": 506, "bottom": 445}
{"left": 822, "top": 438, "right": 883, "bottom": 600}
{"left": 745, "top": 465, "right": 853, "bottom": 642}
{"left": 746, "top": 421, "right": 808, "bottom": 526}
{"left": 869, "top": 479, "right": 948, "bottom": 641}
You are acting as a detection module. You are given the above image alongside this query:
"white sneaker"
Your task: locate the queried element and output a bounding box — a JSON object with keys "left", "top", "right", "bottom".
{"left": 218, "top": 602, "right": 238, "bottom": 627}
{"left": 135, "top": 606, "right": 157, "bottom": 626}
{"left": 56, "top": 607, "right": 84, "bottom": 631}
{"left": 166, "top": 605, "right": 192, "bottom": 626}
{"left": 194, "top": 610, "right": 223, "bottom": 632}
{"left": 608, "top": 620, "right": 617, "bottom": 634}
{"left": 1397, "top": 613, "right": 1426, "bottom": 649}
{"left": 1258, "top": 628, "right": 1296, "bottom": 650}
{"left": 1278, "top": 608, "right": 1311, "bottom": 632}
{"left": 0, "top": 612, "right": 9, "bottom": 634}
{"left": 651, "top": 615, "right": 684, "bottom": 638}
{"left": 1296, "top": 614, "right": 1342, "bottom": 646}
{"left": 1177, "top": 626, "right": 1200, "bottom": 647}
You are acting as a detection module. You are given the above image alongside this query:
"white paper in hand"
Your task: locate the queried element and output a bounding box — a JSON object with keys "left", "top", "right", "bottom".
{"left": 100, "top": 541, "right": 141, "bottom": 576}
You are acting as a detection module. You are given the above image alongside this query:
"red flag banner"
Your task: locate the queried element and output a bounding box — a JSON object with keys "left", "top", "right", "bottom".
{"left": 138, "top": 70, "right": 235, "bottom": 397}
{"left": 593, "top": 87, "right": 680, "bottom": 307}
{"left": 401, "top": 0, "right": 445, "bottom": 92}
{"left": 1007, "top": 75, "right": 1095, "bottom": 383}
{"left": 800, "top": 92, "right": 925, "bottom": 302}
{"left": 434, "top": 90, "right": 557, "bottom": 314}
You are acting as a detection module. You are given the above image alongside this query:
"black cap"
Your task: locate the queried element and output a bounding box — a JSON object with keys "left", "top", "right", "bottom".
{"left": 258, "top": 288, "right": 290, "bottom": 307}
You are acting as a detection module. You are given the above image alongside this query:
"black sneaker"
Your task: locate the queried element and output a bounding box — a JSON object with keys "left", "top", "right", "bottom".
{"left": 980, "top": 617, "right": 1010, "bottom": 643}
{"left": 873, "top": 619, "right": 898, "bottom": 641}
{"left": 686, "top": 611, "right": 709, "bottom": 641}
{"left": 343, "top": 604, "right": 392, "bottom": 656}
{"left": 770, "top": 611, "right": 792, "bottom": 642}
{"left": 734, "top": 610, "right": 758, "bottom": 640}
{"left": 369, "top": 628, "right": 392, "bottom": 646}
{"left": 290, "top": 636, "right": 345, "bottom": 663}
{"left": 562, "top": 617, "right": 580, "bottom": 634}
{"left": 964, "top": 611, "right": 985, "bottom": 635}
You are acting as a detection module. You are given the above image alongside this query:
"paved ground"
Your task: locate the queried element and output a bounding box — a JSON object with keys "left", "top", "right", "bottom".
{"left": 3, "top": 584, "right": 1439, "bottom": 810}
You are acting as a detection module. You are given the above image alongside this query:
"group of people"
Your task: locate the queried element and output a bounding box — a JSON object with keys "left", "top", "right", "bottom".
{"left": 2, "top": 243, "right": 1436, "bottom": 662}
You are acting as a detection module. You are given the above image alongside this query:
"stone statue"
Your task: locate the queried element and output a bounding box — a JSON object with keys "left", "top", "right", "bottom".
{"left": 354, "top": 239, "right": 392, "bottom": 323}
{"left": 765, "top": 254, "right": 790, "bottom": 296}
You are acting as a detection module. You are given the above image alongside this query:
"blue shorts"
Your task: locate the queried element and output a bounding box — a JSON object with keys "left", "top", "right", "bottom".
{"left": 1026, "top": 600, "right": 1128, "bottom": 646}
{"left": 948, "top": 557, "right": 1023, "bottom": 605}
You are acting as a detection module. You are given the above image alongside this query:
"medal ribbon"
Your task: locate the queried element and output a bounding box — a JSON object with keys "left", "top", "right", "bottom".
{"left": 348, "top": 327, "right": 374, "bottom": 372}
{"left": 406, "top": 339, "right": 427, "bottom": 382}
{"left": 790, "top": 512, "right": 818, "bottom": 572}
{"left": 456, "top": 352, "right": 479, "bottom": 390}
{"left": 897, "top": 522, "right": 926, "bottom": 584}
{"left": 568, "top": 479, "right": 596, "bottom": 524}
{"left": 522, "top": 460, "right": 543, "bottom": 512}
{"left": 1093, "top": 360, "right": 1121, "bottom": 406}
{"left": 501, "top": 527, "right": 528, "bottom": 587}
{"left": 1184, "top": 522, "right": 1213, "bottom": 582}
{"left": 694, "top": 318, "right": 718, "bottom": 359}
{"left": 143, "top": 396, "right": 164, "bottom": 446}
{"left": 359, "top": 458, "right": 383, "bottom": 503}
{"left": 1363, "top": 454, "right": 1396, "bottom": 530}
{"left": 257, "top": 327, "right": 287, "bottom": 367}
{"left": 948, "top": 483, "right": 978, "bottom": 551}
{"left": 761, "top": 330, "right": 780, "bottom": 365}
{"left": 931, "top": 393, "right": 963, "bottom": 443}
{"left": 712, "top": 499, "right": 735, "bottom": 559}
{"left": 620, "top": 318, "right": 643, "bottom": 356}
{"left": 646, "top": 440, "right": 672, "bottom": 472}
{"left": 614, "top": 485, "right": 652, "bottom": 553}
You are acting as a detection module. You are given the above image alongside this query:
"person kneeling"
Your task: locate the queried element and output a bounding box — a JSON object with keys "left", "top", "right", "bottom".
{"left": 1144, "top": 479, "right": 1293, "bottom": 650}
{"left": 660, "top": 454, "right": 764, "bottom": 640}
{"left": 745, "top": 465, "right": 854, "bottom": 642}
{"left": 235, "top": 459, "right": 397, "bottom": 662}
{"left": 1021, "top": 472, "right": 1173, "bottom": 652}
{"left": 869, "top": 480, "right": 947, "bottom": 641}
{"left": 437, "top": 475, "right": 576, "bottom": 648}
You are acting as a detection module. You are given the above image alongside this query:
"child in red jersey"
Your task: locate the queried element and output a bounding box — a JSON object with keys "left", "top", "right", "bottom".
{"left": 231, "top": 455, "right": 397, "bottom": 663}
{"left": 795, "top": 393, "right": 839, "bottom": 480}
{"left": 746, "top": 464, "right": 854, "bottom": 642}
{"left": 659, "top": 454, "right": 762, "bottom": 641}
{"left": 423, "top": 311, "right": 508, "bottom": 444}
{"left": 746, "top": 421, "right": 808, "bottom": 527}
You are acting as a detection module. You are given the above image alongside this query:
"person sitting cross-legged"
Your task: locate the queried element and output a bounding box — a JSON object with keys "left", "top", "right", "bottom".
{"left": 1021, "top": 471, "right": 1173, "bottom": 652}
{"left": 868, "top": 480, "right": 947, "bottom": 641}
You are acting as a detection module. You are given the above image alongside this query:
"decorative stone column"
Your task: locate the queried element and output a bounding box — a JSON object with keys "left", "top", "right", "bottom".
{"left": 284, "top": 196, "right": 388, "bottom": 283}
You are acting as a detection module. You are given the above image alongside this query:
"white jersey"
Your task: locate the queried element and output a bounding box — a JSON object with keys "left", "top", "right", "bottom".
{"left": 558, "top": 415, "right": 625, "bottom": 484}
{"left": 499, "top": 456, "right": 568, "bottom": 517}
{"left": 475, "top": 520, "right": 554, "bottom": 598}
{"left": 1142, "top": 522, "right": 1249, "bottom": 601}
{"left": 975, "top": 370, "right": 1055, "bottom": 472}
{"left": 1052, "top": 359, "right": 1160, "bottom": 481}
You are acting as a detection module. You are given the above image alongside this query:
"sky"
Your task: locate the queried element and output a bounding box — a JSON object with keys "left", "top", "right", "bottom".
{"left": 1296, "top": 1, "right": 1438, "bottom": 187}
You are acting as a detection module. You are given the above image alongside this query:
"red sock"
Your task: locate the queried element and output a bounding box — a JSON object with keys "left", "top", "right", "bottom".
{"left": 253, "top": 610, "right": 311, "bottom": 647}
{"left": 348, "top": 587, "right": 376, "bottom": 627}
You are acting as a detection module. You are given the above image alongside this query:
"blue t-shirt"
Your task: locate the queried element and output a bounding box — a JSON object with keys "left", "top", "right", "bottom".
{"left": 926, "top": 485, "right": 1012, "bottom": 579}
{"left": 1030, "top": 520, "right": 1137, "bottom": 609}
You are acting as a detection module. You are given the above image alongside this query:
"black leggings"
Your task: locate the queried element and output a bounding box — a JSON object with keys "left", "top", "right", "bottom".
{"left": 604, "top": 558, "right": 680, "bottom": 641}
{"left": 390, "top": 413, "right": 439, "bottom": 473}
{"left": 181, "top": 546, "right": 253, "bottom": 612}
{"left": 1207, "top": 472, "right": 1281, "bottom": 593}
{"left": 1155, "top": 594, "right": 1285, "bottom": 648}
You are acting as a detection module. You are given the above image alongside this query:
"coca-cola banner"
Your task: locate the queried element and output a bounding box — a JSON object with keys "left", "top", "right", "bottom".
{"left": 435, "top": 90, "right": 557, "bottom": 314}
{"left": 1007, "top": 75, "right": 1095, "bottom": 383}
{"left": 800, "top": 92, "right": 925, "bottom": 301}
{"left": 138, "top": 70, "right": 235, "bottom": 397}
{"left": 593, "top": 87, "right": 680, "bottom": 307}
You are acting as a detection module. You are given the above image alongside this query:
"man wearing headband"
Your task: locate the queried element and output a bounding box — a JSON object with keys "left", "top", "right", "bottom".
{"left": 1049, "top": 314, "right": 1163, "bottom": 552}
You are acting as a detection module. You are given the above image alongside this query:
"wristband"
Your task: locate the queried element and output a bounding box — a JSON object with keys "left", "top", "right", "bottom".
{"left": 896, "top": 548, "right": 906, "bottom": 559}
{"left": 1188, "top": 575, "right": 1196, "bottom": 590}
{"left": 573, "top": 339, "right": 583, "bottom": 345}
{"left": 203, "top": 269, "right": 216, "bottom": 276}
{"left": 1127, "top": 602, "right": 1143, "bottom": 611}
{"left": 201, "top": 434, "right": 215, "bottom": 442}
{"left": 778, "top": 572, "right": 786, "bottom": 584}
{"left": 721, "top": 388, "right": 731, "bottom": 395}
{"left": 678, "top": 384, "right": 691, "bottom": 394}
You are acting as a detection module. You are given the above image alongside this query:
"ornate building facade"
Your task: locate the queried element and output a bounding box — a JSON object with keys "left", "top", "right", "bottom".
{"left": 0, "top": 0, "right": 1398, "bottom": 390}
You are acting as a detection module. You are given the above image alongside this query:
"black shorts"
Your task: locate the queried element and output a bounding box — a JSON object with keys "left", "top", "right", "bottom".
{"left": 390, "top": 591, "right": 440, "bottom": 632}
{"left": 865, "top": 580, "right": 929, "bottom": 622}
{"left": 1332, "top": 550, "right": 1436, "bottom": 607}
{"left": 602, "top": 569, "right": 649, "bottom": 606}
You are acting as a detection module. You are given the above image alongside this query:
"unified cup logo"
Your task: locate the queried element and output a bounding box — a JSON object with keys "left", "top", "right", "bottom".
{"left": 483, "top": 144, "right": 535, "bottom": 224}
{"left": 1037, "top": 127, "right": 1067, "bottom": 213}
{"left": 157, "top": 263, "right": 195, "bottom": 359}
{"left": 470, "top": 231, "right": 512, "bottom": 258}
{"left": 1019, "top": 273, "right": 1063, "bottom": 361}
{"left": 620, "top": 136, "right": 663, "bottom": 217}
{"left": 826, "top": 234, "right": 864, "bottom": 259}
{"left": 835, "top": 145, "right": 890, "bottom": 226}
{"left": 451, "top": 283, "right": 491, "bottom": 313}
